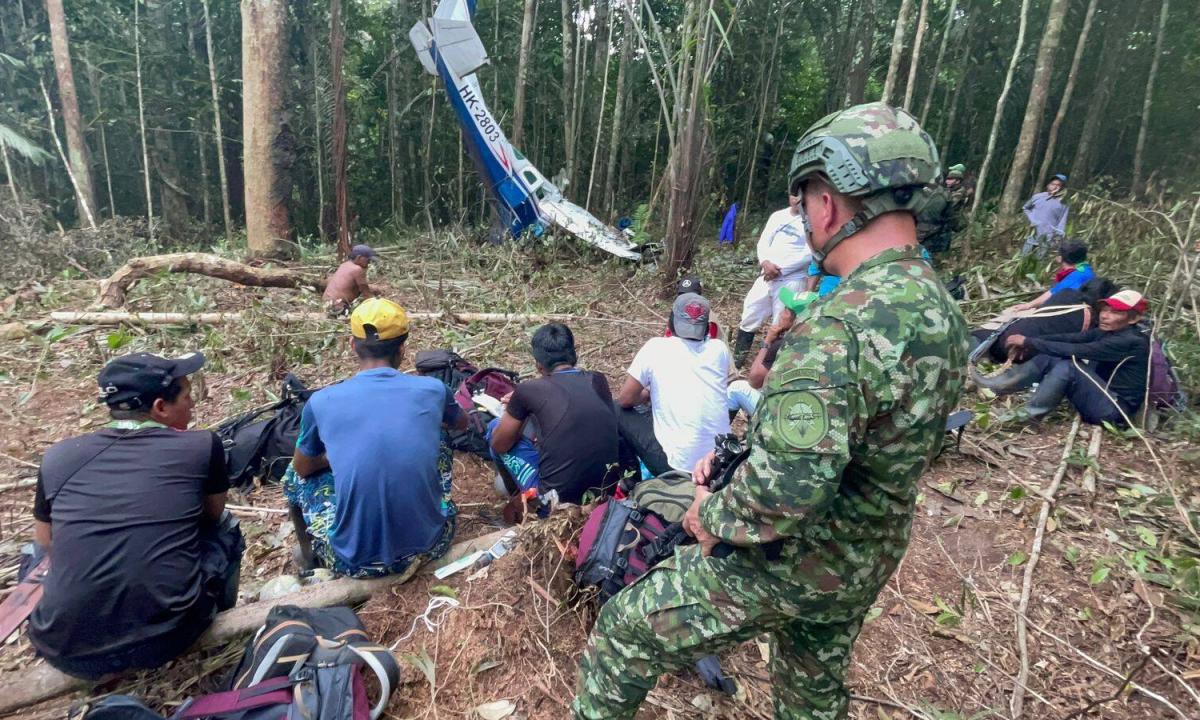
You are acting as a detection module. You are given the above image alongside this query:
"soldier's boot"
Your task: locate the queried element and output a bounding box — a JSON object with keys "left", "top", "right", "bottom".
{"left": 733, "top": 329, "right": 756, "bottom": 370}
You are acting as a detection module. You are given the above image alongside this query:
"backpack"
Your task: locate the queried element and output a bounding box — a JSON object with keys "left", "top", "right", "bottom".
{"left": 216, "top": 374, "right": 315, "bottom": 489}
{"left": 1148, "top": 339, "right": 1186, "bottom": 410}
{"left": 627, "top": 471, "right": 696, "bottom": 524}
{"left": 75, "top": 606, "right": 399, "bottom": 720}
{"left": 574, "top": 498, "right": 687, "bottom": 602}
{"left": 415, "top": 350, "right": 519, "bottom": 459}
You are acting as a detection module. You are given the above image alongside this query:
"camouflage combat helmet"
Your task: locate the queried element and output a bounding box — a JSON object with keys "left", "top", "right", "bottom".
{"left": 788, "top": 102, "right": 941, "bottom": 267}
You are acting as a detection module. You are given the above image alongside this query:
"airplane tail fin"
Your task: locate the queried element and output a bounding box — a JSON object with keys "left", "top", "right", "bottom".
{"left": 409, "top": 18, "right": 489, "bottom": 78}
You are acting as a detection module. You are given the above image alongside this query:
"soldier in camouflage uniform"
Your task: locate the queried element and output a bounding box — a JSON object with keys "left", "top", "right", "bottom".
{"left": 572, "top": 103, "right": 969, "bottom": 720}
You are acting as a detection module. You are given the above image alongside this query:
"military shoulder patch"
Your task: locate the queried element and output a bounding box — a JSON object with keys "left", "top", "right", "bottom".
{"left": 775, "top": 390, "right": 829, "bottom": 450}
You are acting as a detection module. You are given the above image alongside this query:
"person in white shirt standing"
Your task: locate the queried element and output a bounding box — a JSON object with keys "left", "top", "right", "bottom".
{"left": 617, "top": 293, "right": 732, "bottom": 474}
{"left": 733, "top": 195, "right": 812, "bottom": 367}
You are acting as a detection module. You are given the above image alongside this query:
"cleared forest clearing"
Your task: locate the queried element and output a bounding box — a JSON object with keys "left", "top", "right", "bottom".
{"left": 1, "top": 229, "right": 1197, "bottom": 720}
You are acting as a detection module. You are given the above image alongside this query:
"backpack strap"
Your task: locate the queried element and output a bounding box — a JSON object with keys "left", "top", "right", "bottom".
{"left": 346, "top": 644, "right": 401, "bottom": 720}
{"left": 172, "top": 676, "right": 296, "bottom": 719}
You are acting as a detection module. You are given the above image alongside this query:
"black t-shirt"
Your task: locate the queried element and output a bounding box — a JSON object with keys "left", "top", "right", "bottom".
{"left": 506, "top": 370, "right": 619, "bottom": 503}
{"left": 30, "top": 426, "right": 228, "bottom": 667}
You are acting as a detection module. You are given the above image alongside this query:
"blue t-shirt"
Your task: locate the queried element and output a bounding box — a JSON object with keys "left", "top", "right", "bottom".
{"left": 1049, "top": 263, "right": 1094, "bottom": 295}
{"left": 296, "top": 368, "right": 461, "bottom": 567}
{"left": 807, "top": 260, "right": 842, "bottom": 297}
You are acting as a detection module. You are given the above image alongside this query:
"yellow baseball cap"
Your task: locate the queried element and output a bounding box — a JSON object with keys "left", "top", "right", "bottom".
{"left": 350, "top": 298, "right": 410, "bottom": 341}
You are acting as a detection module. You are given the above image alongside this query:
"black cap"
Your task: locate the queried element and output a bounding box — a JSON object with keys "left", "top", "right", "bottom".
{"left": 98, "top": 352, "right": 205, "bottom": 411}
{"left": 676, "top": 276, "right": 704, "bottom": 296}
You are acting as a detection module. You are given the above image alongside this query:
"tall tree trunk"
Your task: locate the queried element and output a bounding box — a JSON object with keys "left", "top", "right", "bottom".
{"left": 311, "top": 38, "right": 326, "bottom": 239}
{"left": 919, "top": 0, "right": 957, "bottom": 124}
{"left": 44, "top": 0, "right": 97, "bottom": 224}
{"left": 560, "top": 0, "right": 576, "bottom": 189}
{"left": 1, "top": 141, "right": 22, "bottom": 221}
{"left": 744, "top": 10, "right": 784, "bottom": 212}
{"left": 511, "top": 0, "right": 536, "bottom": 148}
{"left": 152, "top": 129, "right": 190, "bottom": 238}
{"left": 84, "top": 55, "right": 115, "bottom": 218}
{"left": 585, "top": 12, "right": 616, "bottom": 211}
{"left": 605, "top": 4, "right": 633, "bottom": 214}
{"left": 1131, "top": 0, "right": 1169, "bottom": 197}
{"left": 241, "top": 0, "right": 291, "bottom": 257}
{"left": 1036, "top": 0, "right": 1098, "bottom": 189}
{"left": 1069, "top": 8, "right": 1124, "bottom": 185}
{"left": 843, "top": 0, "right": 876, "bottom": 106}
{"left": 186, "top": 5, "right": 211, "bottom": 230}
{"left": 134, "top": 0, "right": 153, "bottom": 242}
{"left": 970, "top": 0, "right": 1030, "bottom": 218}
{"left": 39, "top": 77, "right": 97, "bottom": 229}
{"left": 203, "top": 0, "right": 232, "bottom": 243}
{"left": 329, "top": 0, "right": 350, "bottom": 256}
{"left": 882, "top": 0, "right": 915, "bottom": 104}
{"left": 902, "top": 0, "right": 930, "bottom": 110}
{"left": 999, "top": 0, "right": 1069, "bottom": 216}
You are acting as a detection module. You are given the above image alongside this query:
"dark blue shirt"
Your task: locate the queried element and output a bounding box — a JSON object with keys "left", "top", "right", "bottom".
{"left": 297, "top": 369, "right": 460, "bottom": 567}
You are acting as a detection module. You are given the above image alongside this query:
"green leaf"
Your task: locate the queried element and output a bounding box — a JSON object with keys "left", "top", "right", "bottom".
{"left": 430, "top": 585, "right": 458, "bottom": 599}
{"left": 472, "top": 658, "right": 503, "bottom": 676}
{"left": 0, "top": 122, "right": 51, "bottom": 164}
{"left": 1089, "top": 567, "right": 1111, "bottom": 585}
{"left": 44, "top": 324, "right": 76, "bottom": 344}
{"left": 231, "top": 388, "right": 252, "bottom": 402}
{"left": 106, "top": 330, "right": 134, "bottom": 350}
{"left": 863, "top": 606, "right": 884, "bottom": 624}
{"left": 973, "top": 491, "right": 988, "bottom": 508}
{"left": 1008, "top": 486, "right": 1026, "bottom": 500}
{"left": 1007, "top": 551, "right": 1028, "bottom": 566}
{"left": 1135, "top": 527, "right": 1157, "bottom": 547}
{"left": 401, "top": 650, "right": 436, "bottom": 686}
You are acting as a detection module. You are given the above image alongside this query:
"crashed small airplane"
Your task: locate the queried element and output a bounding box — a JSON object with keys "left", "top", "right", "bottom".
{"left": 409, "top": 0, "right": 642, "bottom": 261}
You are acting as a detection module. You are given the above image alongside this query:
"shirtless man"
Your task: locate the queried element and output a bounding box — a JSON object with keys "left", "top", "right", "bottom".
{"left": 323, "top": 244, "right": 378, "bottom": 314}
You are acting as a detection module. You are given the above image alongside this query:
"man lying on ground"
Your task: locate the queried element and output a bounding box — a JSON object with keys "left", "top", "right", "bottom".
{"left": 1009, "top": 240, "right": 1094, "bottom": 313}
{"left": 974, "top": 290, "right": 1150, "bottom": 425}
{"left": 487, "top": 323, "right": 619, "bottom": 505}
{"left": 29, "top": 352, "right": 243, "bottom": 679}
{"left": 970, "top": 276, "right": 1116, "bottom": 364}
{"left": 616, "top": 293, "right": 731, "bottom": 476}
{"left": 286, "top": 298, "right": 468, "bottom": 578}
{"left": 322, "top": 244, "right": 379, "bottom": 315}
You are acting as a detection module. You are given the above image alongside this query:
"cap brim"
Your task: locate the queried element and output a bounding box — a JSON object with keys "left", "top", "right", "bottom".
{"left": 169, "top": 351, "right": 206, "bottom": 378}
{"left": 1100, "top": 298, "right": 1145, "bottom": 312}
{"left": 673, "top": 321, "right": 708, "bottom": 341}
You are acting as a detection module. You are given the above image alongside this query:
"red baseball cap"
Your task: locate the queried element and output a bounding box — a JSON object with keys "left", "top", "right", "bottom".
{"left": 1100, "top": 290, "right": 1148, "bottom": 313}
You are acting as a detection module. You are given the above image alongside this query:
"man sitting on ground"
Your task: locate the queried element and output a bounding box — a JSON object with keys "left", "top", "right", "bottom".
{"left": 286, "top": 298, "right": 468, "bottom": 578}
{"left": 29, "top": 352, "right": 243, "bottom": 679}
{"left": 974, "top": 290, "right": 1150, "bottom": 425}
{"left": 617, "top": 293, "right": 731, "bottom": 475}
{"left": 488, "top": 323, "right": 619, "bottom": 505}
{"left": 322, "top": 244, "right": 379, "bottom": 315}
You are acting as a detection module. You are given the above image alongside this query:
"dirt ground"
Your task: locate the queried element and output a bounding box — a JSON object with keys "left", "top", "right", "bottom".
{"left": 1, "top": 235, "right": 1198, "bottom": 719}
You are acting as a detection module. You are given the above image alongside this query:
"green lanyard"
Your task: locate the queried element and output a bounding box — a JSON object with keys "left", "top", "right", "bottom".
{"left": 105, "top": 419, "right": 168, "bottom": 431}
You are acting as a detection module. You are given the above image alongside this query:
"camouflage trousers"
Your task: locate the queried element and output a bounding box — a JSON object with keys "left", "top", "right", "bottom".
{"left": 572, "top": 544, "right": 867, "bottom": 720}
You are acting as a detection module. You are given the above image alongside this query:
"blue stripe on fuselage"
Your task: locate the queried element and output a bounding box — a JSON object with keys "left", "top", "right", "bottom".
{"left": 432, "top": 41, "right": 541, "bottom": 237}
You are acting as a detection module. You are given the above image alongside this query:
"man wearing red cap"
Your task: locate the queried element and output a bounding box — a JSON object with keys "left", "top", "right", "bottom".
{"left": 974, "top": 290, "right": 1151, "bottom": 424}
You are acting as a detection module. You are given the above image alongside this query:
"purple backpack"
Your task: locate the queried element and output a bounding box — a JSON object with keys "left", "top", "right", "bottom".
{"left": 1148, "top": 340, "right": 1185, "bottom": 410}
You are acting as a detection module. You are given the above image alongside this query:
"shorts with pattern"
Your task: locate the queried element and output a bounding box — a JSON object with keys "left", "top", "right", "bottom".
{"left": 282, "top": 441, "right": 456, "bottom": 579}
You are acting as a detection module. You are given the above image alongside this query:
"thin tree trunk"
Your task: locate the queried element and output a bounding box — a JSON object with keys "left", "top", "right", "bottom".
{"left": 919, "top": 0, "right": 957, "bottom": 124}
{"left": 186, "top": 5, "right": 211, "bottom": 230}
{"left": 311, "top": 38, "right": 326, "bottom": 239}
{"left": 902, "top": 0, "right": 929, "bottom": 110}
{"left": 560, "top": 0, "right": 576, "bottom": 189}
{"left": 744, "top": 10, "right": 784, "bottom": 212}
{"left": 134, "top": 0, "right": 153, "bottom": 242}
{"left": 1036, "top": 0, "right": 1097, "bottom": 189}
{"left": 44, "top": 0, "right": 97, "bottom": 224}
{"left": 570, "top": 20, "right": 588, "bottom": 192}
{"left": 39, "top": 77, "right": 96, "bottom": 229}
{"left": 1, "top": 141, "right": 23, "bottom": 222}
{"left": 605, "top": 3, "right": 633, "bottom": 214}
{"left": 585, "top": 13, "right": 616, "bottom": 211}
{"left": 999, "top": 0, "right": 1069, "bottom": 216}
{"left": 1069, "top": 8, "right": 1125, "bottom": 185}
{"left": 1131, "top": 0, "right": 1169, "bottom": 197}
{"left": 329, "top": 0, "right": 350, "bottom": 256}
{"left": 511, "top": 0, "right": 536, "bottom": 148}
{"left": 843, "top": 0, "right": 876, "bottom": 106}
{"left": 202, "top": 0, "right": 232, "bottom": 243}
{"left": 387, "top": 63, "right": 397, "bottom": 220}
{"left": 242, "top": 0, "right": 291, "bottom": 257}
{"left": 970, "top": 0, "right": 1030, "bottom": 218}
{"left": 882, "top": 0, "right": 915, "bottom": 104}
{"left": 84, "top": 56, "right": 115, "bottom": 218}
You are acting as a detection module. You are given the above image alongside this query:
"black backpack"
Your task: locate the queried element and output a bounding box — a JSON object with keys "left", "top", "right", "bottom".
{"left": 414, "top": 349, "right": 517, "bottom": 459}
{"left": 215, "top": 374, "right": 315, "bottom": 489}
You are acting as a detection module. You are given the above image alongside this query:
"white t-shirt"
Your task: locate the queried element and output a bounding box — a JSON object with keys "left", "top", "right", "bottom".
{"left": 756, "top": 207, "right": 811, "bottom": 278}
{"left": 627, "top": 336, "right": 732, "bottom": 472}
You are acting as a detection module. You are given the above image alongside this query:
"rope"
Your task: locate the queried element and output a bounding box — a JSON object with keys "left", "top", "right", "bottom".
{"left": 389, "top": 596, "right": 461, "bottom": 650}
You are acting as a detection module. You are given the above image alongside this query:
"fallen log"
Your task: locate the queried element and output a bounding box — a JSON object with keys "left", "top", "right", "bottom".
{"left": 46, "top": 310, "right": 580, "bottom": 327}
{"left": 98, "top": 253, "right": 327, "bottom": 309}
{"left": 0, "top": 527, "right": 512, "bottom": 716}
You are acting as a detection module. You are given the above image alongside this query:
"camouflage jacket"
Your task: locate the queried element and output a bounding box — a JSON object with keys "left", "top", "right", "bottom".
{"left": 700, "top": 246, "right": 968, "bottom": 581}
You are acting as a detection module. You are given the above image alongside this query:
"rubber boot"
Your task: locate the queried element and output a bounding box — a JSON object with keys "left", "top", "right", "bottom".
{"left": 1020, "top": 358, "right": 1073, "bottom": 421}
{"left": 733, "top": 329, "right": 756, "bottom": 370}
{"left": 970, "top": 358, "right": 1045, "bottom": 396}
